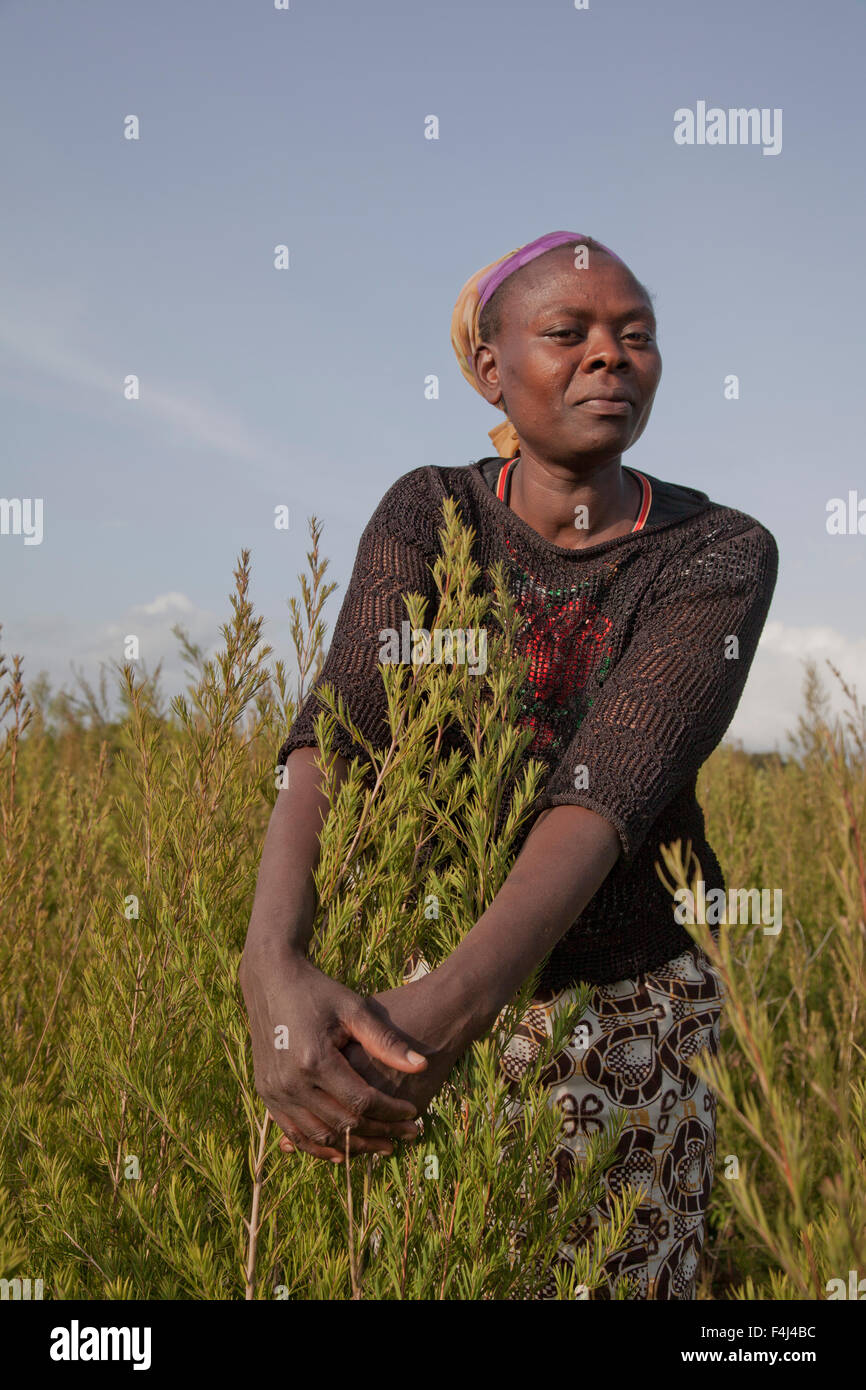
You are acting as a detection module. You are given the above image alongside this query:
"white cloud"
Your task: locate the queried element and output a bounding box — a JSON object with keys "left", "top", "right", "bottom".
{"left": 132, "top": 592, "right": 197, "bottom": 618}
{"left": 5, "top": 592, "right": 220, "bottom": 714}
{"left": 728, "top": 621, "right": 866, "bottom": 752}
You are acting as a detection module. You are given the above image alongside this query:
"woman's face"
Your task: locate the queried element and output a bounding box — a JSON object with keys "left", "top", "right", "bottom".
{"left": 473, "top": 246, "right": 662, "bottom": 466}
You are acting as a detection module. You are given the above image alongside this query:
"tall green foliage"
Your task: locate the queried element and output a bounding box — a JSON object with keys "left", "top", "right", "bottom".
{"left": 1, "top": 499, "right": 637, "bottom": 1299}
{"left": 663, "top": 665, "right": 866, "bottom": 1299}
{"left": 5, "top": 497, "right": 862, "bottom": 1300}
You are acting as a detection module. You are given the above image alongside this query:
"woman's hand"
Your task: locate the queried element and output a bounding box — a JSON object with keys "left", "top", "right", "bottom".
{"left": 278, "top": 971, "right": 476, "bottom": 1158}
{"left": 239, "top": 949, "right": 429, "bottom": 1161}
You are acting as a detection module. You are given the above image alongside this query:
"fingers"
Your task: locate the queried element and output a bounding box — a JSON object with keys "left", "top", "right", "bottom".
{"left": 333, "top": 1115, "right": 421, "bottom": 1140}
{"left": 318, "top": 1045, "right": 420, "bottom": 1124}
{"left": 288, "top": 1084, "right": 417, "bottom": 1143}
{"left": 255, "top": 1001, "right": 427, "bottom": 1157}
{"left": 291, "top": 1103, "right": 396, "bottom": 1158}
{"left": 267, "top": 1106, "right": 345, "bottom": 1162}
{"left": 286, "top": 1030, "right": 419, "bottom": 1124}
{"left": 276, "top": 1131, "right": 418, "bottom": 1156}
{"left": 267, "top": 1103, "right": 418, "bottom": 1163}
{"left": 347, "top": 1002, "right": 430, "bottom": 1076}
{"left": 297, "top": 1083, "right": 422, "bottom": 1141}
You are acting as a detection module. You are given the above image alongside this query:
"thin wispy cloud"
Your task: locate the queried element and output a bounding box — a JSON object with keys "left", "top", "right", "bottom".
{"left": 0, "top": 292, "right": 285, "bottom": 469}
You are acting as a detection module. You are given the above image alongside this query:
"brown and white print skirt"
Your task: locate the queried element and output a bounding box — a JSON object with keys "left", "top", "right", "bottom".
{"left": 497, "top": 943, "right": 727, "bottom": 1300}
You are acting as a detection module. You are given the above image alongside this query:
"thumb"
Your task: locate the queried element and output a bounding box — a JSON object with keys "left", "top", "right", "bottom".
{"left": 347, "top": 1002, "right": 428, "bottom": 1073}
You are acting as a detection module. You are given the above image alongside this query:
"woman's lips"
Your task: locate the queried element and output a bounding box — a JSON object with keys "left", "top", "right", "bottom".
{"left": 577, "top": 398, "right": 632, "bottom": 415}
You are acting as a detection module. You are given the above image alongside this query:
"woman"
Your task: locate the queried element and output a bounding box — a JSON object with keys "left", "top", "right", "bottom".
{"left": 239, "top": 230, "right": 779, "bottom": 1299}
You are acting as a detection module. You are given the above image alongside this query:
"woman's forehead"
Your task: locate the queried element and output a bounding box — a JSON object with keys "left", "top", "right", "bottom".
{"left": 504, "top": 252, "right": 652, "bottom": 321}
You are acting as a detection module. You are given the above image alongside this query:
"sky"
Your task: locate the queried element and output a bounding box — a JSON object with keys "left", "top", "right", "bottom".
{"left": 1, "top": 0, "right": 865, "bottom": 753}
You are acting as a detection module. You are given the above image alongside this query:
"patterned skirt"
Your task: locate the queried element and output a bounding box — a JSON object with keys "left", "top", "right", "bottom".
{"left": 497, "top": 943, "right": 727, "bottom": 1300}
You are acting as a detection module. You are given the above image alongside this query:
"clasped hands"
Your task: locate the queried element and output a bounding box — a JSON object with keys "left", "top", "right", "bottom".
{"left": 240, "top": 950, "right": 473, "bottom": 1164}
{"left": 279, "top": 988, "right": 458, "bottom": 1162}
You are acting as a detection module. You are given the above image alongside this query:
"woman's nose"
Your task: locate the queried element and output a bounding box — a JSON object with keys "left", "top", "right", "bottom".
{"left": 582, "top": 328, "right": 630, "bottom": 368}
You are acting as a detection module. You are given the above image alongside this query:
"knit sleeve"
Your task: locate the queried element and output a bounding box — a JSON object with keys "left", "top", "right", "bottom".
{"left": 534, "top": 520, "right": 779, "bottom": 863}
{"left": 276, "top": 473, "right": 440, "bottom": 771}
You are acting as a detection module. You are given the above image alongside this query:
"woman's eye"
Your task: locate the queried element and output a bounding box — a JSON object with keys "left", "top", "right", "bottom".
{"left": 547, "top": 328, "right": 654, "bottom": 344}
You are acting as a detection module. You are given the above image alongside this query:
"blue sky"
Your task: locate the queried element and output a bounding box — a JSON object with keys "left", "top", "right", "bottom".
{"left": 1, "top": 0, "right": 864, "bottom": 750}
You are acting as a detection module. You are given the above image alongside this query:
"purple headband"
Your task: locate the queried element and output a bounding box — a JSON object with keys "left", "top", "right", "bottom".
{"left": 476, "top": 230, "right": 624, "bottom": 312}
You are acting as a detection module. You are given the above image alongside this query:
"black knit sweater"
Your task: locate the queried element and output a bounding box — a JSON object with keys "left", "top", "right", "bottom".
{"left": 277, "top": 459, "right": 779, "bottom": 989}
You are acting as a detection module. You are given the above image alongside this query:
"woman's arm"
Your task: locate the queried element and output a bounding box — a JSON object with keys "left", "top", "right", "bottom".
{"left": 243, "top": 744, "right": 341, "bottom": 963}
{"left": 239, "top": 746, "right": 429, "bottom": 1162}
{"left": 243, "top": 753, "right": 619, "bottom": 1159}
{"left": 338, "top": 521, "right": 780, "bottom": 1130}
{"left": 332, "top": 804, "right": 621, "bottom": 1130}
{"left": 241, "top": 473, "right": 452, "bottom": 1159}
{"left": 431, "top": 802, "right": 622, "bottom": 1039}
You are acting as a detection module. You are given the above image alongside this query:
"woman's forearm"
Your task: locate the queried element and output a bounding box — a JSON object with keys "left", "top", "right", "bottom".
{"left": 245, "top": 754, "right": 620, "bottom": 1065}
{"left": 243, "top": 746, "right": 349, "bottom": 965}
{"left": 240, "top": 744, "right": 430, "bottom": 1159}
{"left": 428, "top": 804, "right": 622, "bottom": 1047}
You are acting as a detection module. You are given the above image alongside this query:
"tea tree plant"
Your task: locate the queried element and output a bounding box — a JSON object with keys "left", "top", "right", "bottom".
{"left": 0, "top": 501, "right": 638, "bottom": 1299}
{"left": 657, "top": 666, "right": 866, "bottom": 1300}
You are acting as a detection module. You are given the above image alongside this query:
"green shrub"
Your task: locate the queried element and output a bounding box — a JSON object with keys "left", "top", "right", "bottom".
{"left": 0, "top": 498, "right": 638, "bottom": 1299}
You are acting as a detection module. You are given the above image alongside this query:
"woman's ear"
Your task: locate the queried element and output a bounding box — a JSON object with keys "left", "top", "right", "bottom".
{"left": 473, "top": 343, "right": 506, "bottom": 410}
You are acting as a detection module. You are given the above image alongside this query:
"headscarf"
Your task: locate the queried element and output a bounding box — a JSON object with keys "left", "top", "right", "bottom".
{"left": 449, "top": 230, "right": 624, "bottom": 458}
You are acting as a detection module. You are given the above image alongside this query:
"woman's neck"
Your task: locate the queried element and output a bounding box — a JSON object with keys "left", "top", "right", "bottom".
{"left": 506, "top": 450, "right": 643, "bottom": 549}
